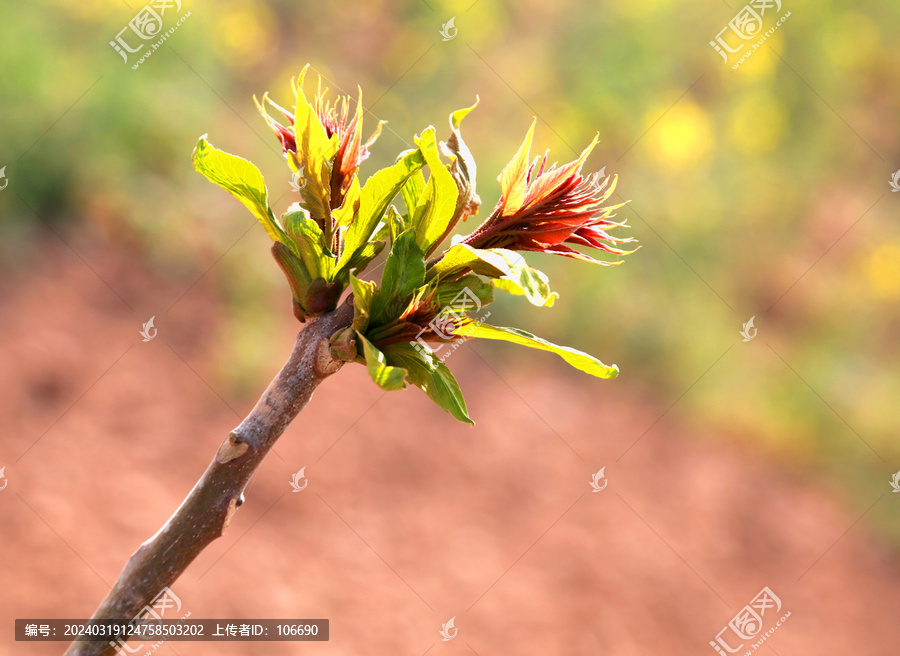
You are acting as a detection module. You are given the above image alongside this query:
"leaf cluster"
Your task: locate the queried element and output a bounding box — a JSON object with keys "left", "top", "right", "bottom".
{"left": 194, "top": 75, "right": 622, "bottom": 423}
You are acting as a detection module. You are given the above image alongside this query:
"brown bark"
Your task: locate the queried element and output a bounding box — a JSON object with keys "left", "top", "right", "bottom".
{"left": 65, "top": 299, "right": 355, "bottom": 656}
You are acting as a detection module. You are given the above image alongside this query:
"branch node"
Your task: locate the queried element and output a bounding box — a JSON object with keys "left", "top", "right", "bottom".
{"left": 316, "top": 338, "right": 343, "bottom": 375}
{"left": 216, "top": 432, "right": 249, "bottom": 464}
{"left": 329, "top": 327, "right": 358, "bottom": 363}
{"left": 222, "top": 498, "right": 239, "bottom": 534}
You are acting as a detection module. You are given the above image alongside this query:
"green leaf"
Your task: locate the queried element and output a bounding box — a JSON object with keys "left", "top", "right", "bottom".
{"left": 498, "top": 120, "right": 535, "bottom": 216}
{"left": 411, "top": 127, "right": 459, "bottom": 255}
{"left": 340, "top": 240, "right": 385, "bottom": 286}
{"left": 401, "top": 169, "right": 426, "bottom": 218}
{"left": 432, "top": 274, "right": 494, "bottom": 309}
{"left": 271, "top": 241, "right": 312, "bottom": 300}
{"left": 429, "top": 244, "right": 558, "bottom": 307}
{"left": 338, "top": 148, "right": 426, "bottom": 271}
{"left": 291, "top": 66, "right": 339, "bottom": 220}
{"left": 372, "top": 215, "right": 390, "bottom": 244}
{"left": 192, "top": 136, "right": 285, "bottom": 243}
{"left": 358, "top": 334, "right": 408, "bottom": 390}
{"left": 385, "top": 205, "right": 406, "bottom": 245}
{"left": 293, "top": 67, "right": 338, "bottom": 161}
{"left": 458, "top": 323, "right": 619, "bottom": 379}
{"left": 281, "top": 204, "right": 333, "bottom": 279}
{"left": 349, "top": 273, "right": 378, "bottom": 333}
{"left": 429, "top": 243, "right": 504, "bottom": 279}
{"left": 371, "top": 229, "right": 426, "bottom": 323}
{"left": 333, "top": 175, "right": 361, "bottom": 226}
{"left": 383, "top": 343, "right": 473, "bottom": 424}
{"left": 491, "top": 263, "right": 558, "bottom": 307}
{"left": 449, "top": 100, "right": 478, "bottom": 149}
{"left": 444, "top": 99, "right": 481, "bottom": 226}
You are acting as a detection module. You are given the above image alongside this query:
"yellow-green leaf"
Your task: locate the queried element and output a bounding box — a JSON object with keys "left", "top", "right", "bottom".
{"left": 350, "top": 273, "right": 378, "bottom": 333}
{"left": 338, "top": 148, "right": 426, "bottom": 271}
{"left": 383, "top": 343, "right": 473, "bottom": 424}
{"left": 458, "top": 322, "right": 619, "bottom": 379}
{"left": 445, "top": 98, "right": 481, "bottom": 226}
{"left": 359, "top": 334, "right": 408, "bottom": 390}
{"left": 430, "top": 244, "right": 557, "bottom": 307}
{"left": 340, "top": 240, "right": 385, "bottom": 286}
{"left": 192, "top": 136, "right": 285, "bottom": 243}
{"left": 271, "top": 241, "right": 312, "bottom": 304}
{"left": 401, "top": 169, "right": 426, "bottom": 218}
{"left": 498, "top": 119, "right": 535, "bottom": 216}
{"left": 491, "top": 262, "right": 557, "bottom": 307}
{"left": 411, "top": 127, "right": 458, "bottom": 255}
{"left": 371, "top": 229, "right": 426, "bottom": 324}
{"left": 292, "top": 65, "right": 339, "bottom": 220}
{"left": 281, "top": 204, "right": 333, "bottom": 279}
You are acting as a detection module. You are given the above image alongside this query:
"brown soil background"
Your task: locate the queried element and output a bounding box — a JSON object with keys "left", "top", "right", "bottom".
{"left": 2, "top": 240, "right": 899, "bottom": 655}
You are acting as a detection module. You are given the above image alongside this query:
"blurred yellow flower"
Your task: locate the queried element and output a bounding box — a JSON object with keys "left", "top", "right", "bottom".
{"left": 215, "top": 3, "right": 276, "bottom": 69}
{"left": 738, "top": 36, "right": 779, "bottom": 78}
{"left": 645, "top": 101, "right": 713, "bottom": 168}
{"left": 720, "top": 33, "right": 781, "bottom": 87}
{"left": 727, "top": 91, "right": 786, "bottom": 154}
{"left": 454, "top": 3, "right": 504, "bottom": 45}
{"left": 866, "top": 244, "right": 900, "bottom": 299}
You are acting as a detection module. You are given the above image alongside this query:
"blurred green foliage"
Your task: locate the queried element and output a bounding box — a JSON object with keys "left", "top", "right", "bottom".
{"left": 2, "top": 0, "right": 899, "bottom": 540}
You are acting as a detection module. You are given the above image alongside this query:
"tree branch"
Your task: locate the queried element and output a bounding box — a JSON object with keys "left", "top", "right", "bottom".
{"left": 65, "top": 298, "right": 356, "bottom": 656}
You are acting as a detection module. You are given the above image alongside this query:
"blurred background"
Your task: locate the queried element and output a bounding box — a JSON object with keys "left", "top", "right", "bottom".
{"left": 2, "top": 0, "right": 900, "bottom": 653}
